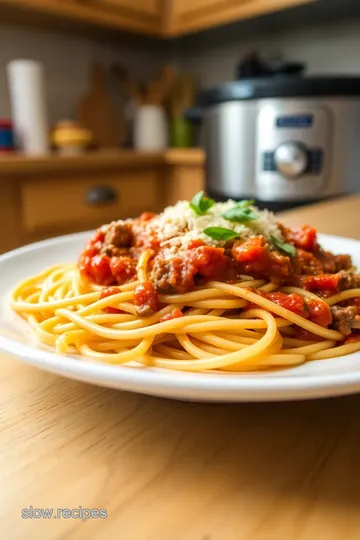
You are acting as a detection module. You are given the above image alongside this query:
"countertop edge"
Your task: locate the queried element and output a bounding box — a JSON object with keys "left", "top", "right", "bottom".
{"left": 0, "top": 149, "right": 205, "bottom": 177}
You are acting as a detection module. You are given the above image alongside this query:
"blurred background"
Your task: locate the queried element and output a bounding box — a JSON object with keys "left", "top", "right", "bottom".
{"left": 1, "top": 0, "right": 360, "bottom": 254}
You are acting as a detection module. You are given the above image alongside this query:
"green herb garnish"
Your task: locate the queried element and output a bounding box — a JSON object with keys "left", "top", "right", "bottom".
{"left": 271, "top": 235, "right": 296, "bottom": 257}
{"left": 221, "top": 206, "right": 259, "bottom": 223}
{"left": 235, "top": 199, "right": 255, "bottom": 208}
{"left": 189, "top": 191, "right": 215, "bottom": 216}
{"left": 203, "top": 227, "right": 240, "bottom": 241}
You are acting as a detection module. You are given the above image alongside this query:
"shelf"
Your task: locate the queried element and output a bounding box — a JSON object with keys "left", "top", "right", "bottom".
{"left": 0, "top": 149, "right": 205, "bottom": 178}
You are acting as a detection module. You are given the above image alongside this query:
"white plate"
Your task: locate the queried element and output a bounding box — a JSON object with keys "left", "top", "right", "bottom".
{"left": 1, "top": 232, "right": 360, "bottom": 402}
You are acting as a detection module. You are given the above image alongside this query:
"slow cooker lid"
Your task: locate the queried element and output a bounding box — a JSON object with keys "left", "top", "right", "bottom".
{"left": 199, "top": 76, "right": 360, "bottom": 106}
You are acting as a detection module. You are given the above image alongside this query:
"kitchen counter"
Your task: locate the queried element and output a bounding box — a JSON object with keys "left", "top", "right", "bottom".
{"left": 2, "top": 195, "right": 360, "bottom": 540}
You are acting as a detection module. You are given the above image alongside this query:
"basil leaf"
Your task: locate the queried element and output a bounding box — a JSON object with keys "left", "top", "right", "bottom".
{"left": 189, "top": 191, "right": 204, "bottom": 214}
{"left": 203, "top": 227, "right": 240, "bottom": 241}
{"left": 221, "top": 207, "right": 259, "bottom": 223}
{"left": 189, "top": 191, "right": 215, "bottom": 216}
{"left": 271, "top": 235, "right": 296, "bottom": 257}
{"left": 236, "top": 199, "right": 255, "bottom": 208}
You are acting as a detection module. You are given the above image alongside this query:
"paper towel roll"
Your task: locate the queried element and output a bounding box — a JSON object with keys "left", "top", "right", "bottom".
{"left": 7, "top": 60, "right": 49, "bottom": 155}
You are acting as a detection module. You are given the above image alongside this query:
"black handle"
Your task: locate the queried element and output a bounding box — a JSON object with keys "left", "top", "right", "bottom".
{"left": 85, "top": 186, "right": 117, "bottom": 206}
{"left": 184, "top": 106, "right": 203, "bottom": 124}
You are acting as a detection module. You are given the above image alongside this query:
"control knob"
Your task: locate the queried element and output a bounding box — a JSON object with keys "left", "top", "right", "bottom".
{"left": 274, "top": 142, "right": 308, "bottom": 178}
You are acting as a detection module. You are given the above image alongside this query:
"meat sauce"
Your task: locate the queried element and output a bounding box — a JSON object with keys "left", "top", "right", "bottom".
{"left": 244, "top": 290, "right": 331, "bottom": 328}
{"left": 99, "top": 286, "right": 124, "bottom": 314}
{"left": 133, "top": 282, "right": 159, "bottom": 317}
{"left": 78, "top": 218, "right": 359, "bottom": 330}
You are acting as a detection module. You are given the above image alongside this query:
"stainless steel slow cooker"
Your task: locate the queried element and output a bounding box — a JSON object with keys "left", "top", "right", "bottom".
{"left": 191, "top": 77, "right": 360, "bottom": 211}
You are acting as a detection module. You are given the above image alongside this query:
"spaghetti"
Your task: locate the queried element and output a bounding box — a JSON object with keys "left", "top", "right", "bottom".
{"left": 10, "top": 193, "right": 360, "bottom": 372}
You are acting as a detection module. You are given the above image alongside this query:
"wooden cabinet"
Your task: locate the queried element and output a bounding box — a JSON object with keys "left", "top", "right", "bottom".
{"left": 2, "top": 0, "right": 316, "bottom": 36}
{"left": 87, "top": 0, "right": 161, "bottom": 16}
{"left": 21, "top": 171, "right": 160, "bottom": 235}
{"left": 3, "top": 0, "right": 164, "bottom": 35}
{"left": 0, "top": 150, "right": 205, "bottom": 254}
{"left": 80, "top": 0, "right": 163, "bottom": 34}
{"left": 166, "top": 0, "right": 316, "bottom": 35}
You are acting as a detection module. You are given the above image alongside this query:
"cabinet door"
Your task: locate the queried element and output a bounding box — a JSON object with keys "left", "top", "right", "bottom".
{"left": 70, "top": 0, "right": 164, "bottom": 34}
{"left": 168, "top": 0, "right": 314, "bottom": 35}
{"left": 89, "top": 0, "right": 161, "bottom": 17}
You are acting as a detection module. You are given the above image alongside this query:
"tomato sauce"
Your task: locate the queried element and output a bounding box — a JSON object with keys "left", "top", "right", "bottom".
{"left": 159, "top": 308, "right": 183, "bottom": 323}
{"left": 283, "top": 224, "right": 317, "bottom": 252}
{"left": 232, "top": 237, "right": 291, "bottom": 281}
{"left": 78, "top": 215, "right": 357, "bottom": 327}
{"left": 79, "top": 220, "right": 351, "bottom": 294}
{"left": 99, "top": 287, "right": 124, "bottom": 314}
{"left": 346, "top": 332, "right": 360, "bottom": 343}
{"left": 301, "top": 274, "right": 341, "bottom": 294}
{"left": 133, "top": 282, "right": 159, "bottom": 317}
{"left": 245, "top": 289, "right": 331, "bottom": 327}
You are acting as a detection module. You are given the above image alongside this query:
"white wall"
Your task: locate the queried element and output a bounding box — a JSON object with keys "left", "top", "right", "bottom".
{"left": 178, "top": 18, "right": 360, "bottom": 89}
{"left": 0, "top": 25, "right": 165, "bottom": 126}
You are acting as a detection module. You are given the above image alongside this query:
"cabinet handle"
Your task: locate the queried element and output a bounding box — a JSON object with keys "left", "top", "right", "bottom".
{"left": 85, "top": 186, "right": 118, "bottom": 206}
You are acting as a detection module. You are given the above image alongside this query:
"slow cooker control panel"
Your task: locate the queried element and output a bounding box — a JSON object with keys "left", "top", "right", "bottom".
{"left": 256, "top": 105, "right": 331, "bottom": 201}
{"left": 274, "top": 141, "right": 307, "bottom": 178}
{"left": 263, "top": 145, "right": 323, "bottom": 177}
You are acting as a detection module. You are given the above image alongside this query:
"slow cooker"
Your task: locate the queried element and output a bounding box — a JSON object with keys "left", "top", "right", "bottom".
{"left": 190, "top": 77, "right": 360, "bottom": 211}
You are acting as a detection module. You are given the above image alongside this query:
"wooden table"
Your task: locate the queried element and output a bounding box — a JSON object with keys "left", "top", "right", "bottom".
{"left": 2, "top": 195, "right": 360, "bottom": 540}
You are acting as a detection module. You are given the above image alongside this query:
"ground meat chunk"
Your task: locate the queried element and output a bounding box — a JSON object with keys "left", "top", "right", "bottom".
{"left": 104, "top": 222, "right": 133, "bottom": 249}
{"left": 338, "top": 270, "right": 360, "bottom": 291}
{"left": 313, "top": 250, "right": 352, "bottom": 274}
{"left": 103, "top": 246, "right": 130, "bottom": 257}
{"left": 315, "top": 249, "right": 337, "bottom": 274}
{"left": 151, "top": 257, "right": 196, "bottom": 294}
{"left": 331, "top": 305, "right": 360, "bottom": 335}
{"left": 292, "top": 249, "right": 323, "bottom": 275}
{"left": 335, "top": 254, "right": 352, "bottom": 272}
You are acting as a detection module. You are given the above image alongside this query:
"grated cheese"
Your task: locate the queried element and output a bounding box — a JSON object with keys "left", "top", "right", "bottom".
{"left": 146, "top": 200, "right": 283, "bottom": 251}
{"left": 103, "top": 199, "right": 284, "bottom": 259}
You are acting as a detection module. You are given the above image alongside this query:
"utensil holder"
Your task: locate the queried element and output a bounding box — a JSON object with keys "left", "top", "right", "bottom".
{"left": 133, "top": 105, "right": 167, "bottom": 151}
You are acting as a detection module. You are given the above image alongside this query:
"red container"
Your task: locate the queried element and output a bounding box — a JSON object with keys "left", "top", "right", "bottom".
{"left": 0, "top": 120, "right": 15, "bottom": 152}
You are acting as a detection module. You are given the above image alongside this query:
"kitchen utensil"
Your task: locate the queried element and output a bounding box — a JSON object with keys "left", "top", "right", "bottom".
{"left": 7, "top": 60, "right": 49, "bottom": 155}
{"left": 112, "top": 64, "right": 176, "bottom": 107}
{"left": 143, "top": 65, "right": 176, "bottom": 106}
{"left": 112, "top": 64, "right": 174, "bottom": 146}
{"left": 77, "top": 63, "right": 123, "bottom": 148}
{"left": 169, "top": 73, "right": 195, "bottom": 116}
{"left": 111, "top": 64, "right": 143, "bottom": 106}
{"left": 168, "top": 72, "right": 196, "bottom": 148}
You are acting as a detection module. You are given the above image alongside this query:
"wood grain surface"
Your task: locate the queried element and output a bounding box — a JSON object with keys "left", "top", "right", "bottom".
{"left": 0, "top": 0, "right": 313, "bottom": 37}
{"left": 0, "top": 149, "right": 205, "bottom": 176}
{"left": 1, "top": 195, "right": 360, "bottom": 540}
